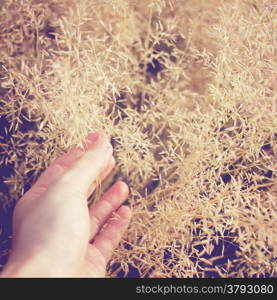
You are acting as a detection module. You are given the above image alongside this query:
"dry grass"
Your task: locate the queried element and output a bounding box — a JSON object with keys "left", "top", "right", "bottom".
{"left": 0, "top": 0, "right": 276, "bottom": 277}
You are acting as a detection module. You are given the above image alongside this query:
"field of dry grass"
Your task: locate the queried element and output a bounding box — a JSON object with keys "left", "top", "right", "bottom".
{"left": 0, "top": 0, "right": 276, "bottom": 277}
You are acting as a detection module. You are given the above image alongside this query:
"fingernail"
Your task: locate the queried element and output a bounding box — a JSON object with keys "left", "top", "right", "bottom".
{"left": 82, "top": 133, "right": 102, "bottom": 150}
{"left": 118, "top": 181, "right": 129, "bottom": 195}
{"left": 88, "top": 132, "right": 101, "bottom": 143}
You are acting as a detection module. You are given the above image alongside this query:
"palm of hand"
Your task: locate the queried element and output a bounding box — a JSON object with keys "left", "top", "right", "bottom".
{"left": 2, "top": 133, "right": 131, "bottom": 277}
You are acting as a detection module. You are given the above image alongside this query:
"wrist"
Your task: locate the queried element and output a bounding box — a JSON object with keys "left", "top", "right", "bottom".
{"left": 1, "top": 251, "right": 67, "bottom": 278}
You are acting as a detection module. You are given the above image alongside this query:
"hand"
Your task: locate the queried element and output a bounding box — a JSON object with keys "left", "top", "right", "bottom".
{"left": 1, "top": 132, "right": 131, "bottom": 277}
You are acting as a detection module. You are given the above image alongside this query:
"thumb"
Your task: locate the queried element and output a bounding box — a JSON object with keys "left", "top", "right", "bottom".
{"left": 54, "top": 133, "right": 113, "bottom": 197}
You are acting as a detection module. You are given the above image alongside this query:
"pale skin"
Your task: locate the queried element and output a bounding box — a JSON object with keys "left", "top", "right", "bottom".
{"left": 1, "top": 132, "right": 131, "bottom": 277}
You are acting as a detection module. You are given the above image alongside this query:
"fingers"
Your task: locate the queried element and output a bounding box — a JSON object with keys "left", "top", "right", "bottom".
{"left": 36, "top": 132, "right": 102, "bottom": 187}
{"left": 91, "top": 205, "right": 131, "bottom": 264}
{"left": 22, "top": 132, "right": 114, "bottom": 201}
{"left": 21, "top": 147, "right": 84, "bottom": 201}
{"left": 57, "top": 133, "right": 113, "bottom": 197}
{"left": 89, "top": 181, "right": 129, "bottom": 239}
{"left": 31, "top": 148, "right": 84, "bottom": 187}
{"left": 86, "top": 155, "right": 115, "bottom": 199}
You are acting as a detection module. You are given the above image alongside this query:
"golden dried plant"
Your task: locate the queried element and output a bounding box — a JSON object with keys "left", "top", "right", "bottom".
{"left": 0, "top": 0, "right": 276, "bottom": 277}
